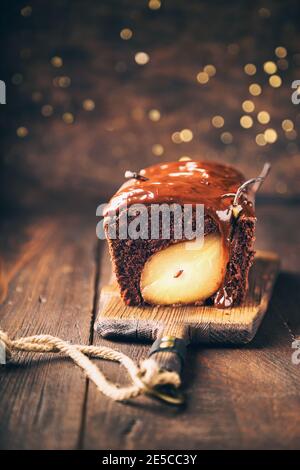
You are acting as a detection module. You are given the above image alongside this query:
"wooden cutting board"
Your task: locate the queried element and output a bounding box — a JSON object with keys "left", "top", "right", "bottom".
{"left": 95, "top": 250, "right": 279, "bottom": 404}
{"left": 95, "top": 250, "right": 280, "bottom": 345}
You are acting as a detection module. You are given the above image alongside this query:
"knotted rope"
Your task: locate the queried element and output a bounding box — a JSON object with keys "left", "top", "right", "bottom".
{"left": 0, "top": 329, "right": 181, "bottom": 402}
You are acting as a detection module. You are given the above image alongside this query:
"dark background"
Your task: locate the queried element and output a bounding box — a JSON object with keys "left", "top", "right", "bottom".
{"left": 1, "top": 0, "right": 300, "bottom": 212}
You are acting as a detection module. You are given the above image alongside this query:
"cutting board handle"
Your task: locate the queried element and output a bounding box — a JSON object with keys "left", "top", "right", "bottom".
{"left": 145, "top": 325, "right": 189, "bottom": 405}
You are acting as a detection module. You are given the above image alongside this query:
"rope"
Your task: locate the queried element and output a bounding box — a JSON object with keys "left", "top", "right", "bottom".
{"left": 0, "top": 329, "right": 181, "bottom": 402}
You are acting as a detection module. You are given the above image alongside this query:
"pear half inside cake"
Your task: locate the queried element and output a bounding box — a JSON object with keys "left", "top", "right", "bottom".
{"left": 140, "top": 233, "right": 227, "bottom": 305}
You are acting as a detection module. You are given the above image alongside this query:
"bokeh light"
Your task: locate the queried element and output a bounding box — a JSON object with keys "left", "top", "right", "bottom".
{"left": 135, "top": 52, "right": 150, "bottom": 65}
{"left": 220, "top": 132, "right": 233, "bottom": 144}
{"left": 148, "top": 109, "right": 161, "bottom": 121}
{"left": 62, "top": 112, "right": 74, "bottom": 124}
{"left": 269, "top": 75, "right": 282, "bottom": 87}
{"left": 16, "top": 126, "right": 29, "bottom": 137}
{"left": 171, "top": 132, "right": 182, "bottom": 144}
{"left": 180, "top": 129, "right": 193, "bottom": 142}
{"left": 263, "top": 61, "right": 277, "bottom": 74}
{"left": 257, "top": 111, "right": 270, "bottom": 124}
{"left": 152, "top": 144, "right": 164, "bottom": 156}
{"left": 196, "top": 71, "right": 209, "bottom": 84}
{"left": 204, "top": 65, "right": 216, "bottom": 77}
{"left": 82, "top": 99, "right": 95, "bottom": 111}
{"left": 255, "top": 133, "right": 267, "bottom": 146}
{"left": 249, "top": 83, "right": 262, "bottom": 96}
{"left": 282, "top": 119, "right": 294, "bottom": 132}
{"left": 148, "top": 0, "right": 161, "bottom": 9}
{"left": 240, "top": 115, "right": 253, "bottom": 129}
{"left": 211, "top": 116, "right": 224, "bottom": 128}
{"left": 264, "top": 128, "right": 278, "bottom": 143}
{"left": 275, "top": 46, "right": 287, "bottom": 58}
{"left": 244, "top": 64, "right": 256, "bottom": 75}
{"left": 120, "top": 28, "right": 133, "bottom": 40}
{"left": 51, "top": 56, "right": 63, "bottom": 68}
{"left": 242, "top": 100, "right": 255, "bottom": 112}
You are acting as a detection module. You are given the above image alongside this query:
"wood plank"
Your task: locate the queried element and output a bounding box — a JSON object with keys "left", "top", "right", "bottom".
{"left": 83, "top": 245, "right": 300, "bottom": 450}
{"left": 0, "top": 214, "right": 98, "bottom": 450}
{"left": 95, "top": 251, "right": 279, "bottom": 345}
{"left": 1, "top": 204, "right": 299, "bottom": 450}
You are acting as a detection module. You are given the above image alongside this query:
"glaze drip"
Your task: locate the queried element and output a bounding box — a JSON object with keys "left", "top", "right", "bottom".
{"left": 106, "top": 160, "right": 255, "bottom": 308}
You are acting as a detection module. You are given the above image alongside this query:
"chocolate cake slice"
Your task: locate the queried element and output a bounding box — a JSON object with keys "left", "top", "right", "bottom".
{"left": 104, "top": 160, "right": 259, "bottom": 308}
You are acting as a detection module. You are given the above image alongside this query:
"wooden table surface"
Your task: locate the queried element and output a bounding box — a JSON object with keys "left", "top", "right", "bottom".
{"left": 0, "top": 202, "right": 300, "bottom": 450}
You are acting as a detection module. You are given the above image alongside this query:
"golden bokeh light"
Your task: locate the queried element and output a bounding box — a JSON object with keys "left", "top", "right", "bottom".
{"left": 152, "top": 144, "right": 164, "bottom": 156}
{"left": 240, "top": 115, "right": 253, "bottom": 129}
{"left": 135, "top": 52, "right": 150, "bottom": 65}
{"left": 249, "top": 83, "right": 262, "bottom": 96}
{"left": 255, "top": 133, "right": 267, "bottom": 146}
{"left": 211, "top": 115, "right": 224, "bottom": 128}
{"left": 269, "top": 75, "right": 282, "bottom": 87}
{"left": 82, "top": 99, "right": 95, "bottom": 111}
{"left": 148, "top": 109, "right": 161, "bottom": 121}
{"left": 263, "top": 61, "right": 277, "bottom": 74}
{"left": 220, "top": 132, "right": 233, "bottom": 144}
{"left": 41, "top": 104, "right": 53, "bottom": 117}
{"left": 264, "top": 128, "right": 278, "bottom": 143}
{"left": 62, "top": 112, "right": 74, "bottom": 124}
{"left": 51, "top": 56, "right": 63, "bottom": 68}
{"left": 242, "top": 100, "right": 255, "bottom": 112}
{"left": 244, "top": 64, "right": 256, "bottom": 76}
{"left": 196, "top": 71, "right": 209, "bottom": 84}
{"left": 282, "top": 119, "right": 294, "bottom": 132}
{"left": 180, "top": 129, "right": 193, "bottom": 142}
{"left": 275, "top": 46, "right": 287, "bottom": 58}
{"left": 16, "top": 126, "right": 29, "bottom": 137}
{"left": 179, "top": 156, "right": 192, "bottom": 161}
{"left": 148, "top": 0, "right": 161, "bottom": 9}
{"left": 171, "top": 132, "right": 182, "bottom": 144}
{"left": 120, "top": 28, "right": 133, "bottom": 40}
{"left": 204, "top": 64, "right": 216, "bottom": 77}
{"left": 257, "top": 111, "right": 270, "bottom": 124}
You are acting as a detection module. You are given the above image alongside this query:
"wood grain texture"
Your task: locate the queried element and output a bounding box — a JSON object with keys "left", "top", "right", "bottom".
{"left": 0, "top": 214, "right": 98, "bottom": 450}
{"left": 95, "top": 250, "right": 280, "bottom": 345}
{"left": 83, "top": 237, "right": 300, "bottom": 450}
{"left": 1, "top": 205, "right": 300, "bottom": 450}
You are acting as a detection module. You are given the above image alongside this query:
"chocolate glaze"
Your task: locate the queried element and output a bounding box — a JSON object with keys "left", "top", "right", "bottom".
{"left": 106, "top": 160, "right": 255, "bottom": 308}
